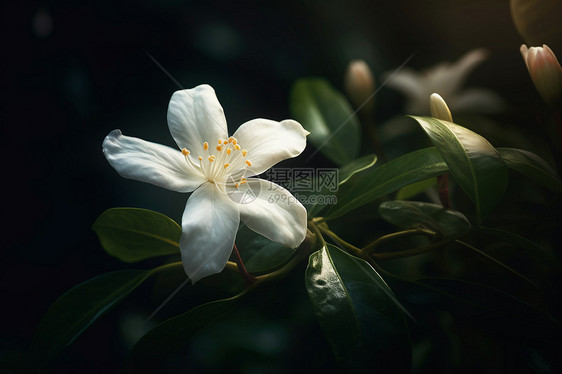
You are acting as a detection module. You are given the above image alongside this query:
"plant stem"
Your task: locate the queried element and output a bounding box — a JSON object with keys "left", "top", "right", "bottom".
{"left": 232, "top": 243, "right": 257, "bottom": 285}
{"left": 362, "top": 228, "right": 439, "bottom": 257}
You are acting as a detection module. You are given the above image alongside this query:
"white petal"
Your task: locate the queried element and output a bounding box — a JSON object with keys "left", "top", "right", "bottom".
{"left": 167, "top": 85, "right": 229, "bottom": 155}
{"left": 103, "top": 130, "right": 205, "bottom": 192}
{"left": 180, "top": 182, "right": 240, "bottom": 283}
{"left": 234, "top": 179, "right": 307, "bottom": 249}
{"left": 232, "top": 119, "right": 308, "bottom": 176}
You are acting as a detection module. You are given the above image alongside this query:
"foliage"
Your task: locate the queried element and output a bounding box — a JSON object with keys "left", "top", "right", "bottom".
{"left": 23, "top": 76, "right": 562, "bottom": 373}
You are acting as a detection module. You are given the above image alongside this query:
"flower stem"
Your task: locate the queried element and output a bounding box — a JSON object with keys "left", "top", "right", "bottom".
{"left": 232, "top": 243, "right": 257, "bottom": 285}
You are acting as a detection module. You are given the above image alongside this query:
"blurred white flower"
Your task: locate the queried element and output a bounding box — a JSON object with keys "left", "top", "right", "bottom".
{"left": 384, "top": 49, "right": 504, "bottom": 115}
{"left": 103, "top": 85, "right": 309, "bottom": 282}
{"left": 520, "top": 44, "right": 562, "bottom": 108}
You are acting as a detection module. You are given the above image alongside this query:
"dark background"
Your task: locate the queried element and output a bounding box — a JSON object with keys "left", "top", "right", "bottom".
{"left": 0, "top": 0, "right": 550, "bottom": 371}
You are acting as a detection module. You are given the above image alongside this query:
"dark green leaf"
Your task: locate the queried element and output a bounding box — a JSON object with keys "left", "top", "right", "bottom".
{"left": 411, "top": 116, "right": 508, "bottom": 221}
{"left": 306, "top": 154, "right": 377, "bottom": 216}
{"left": 338, "top": 154, "right": 378, "bottom": 185}
{"left": 395, "top": 177, "right": 437, "bottom": 200}
{"left": 379, "top": 200, "right": 471, "bottom": 238}
{"left": 124, "top": 294, "right": 243, "bottom": 372}
{"left": 326, "top": 147, "right": 448, "bottom": 220}
{"left": 478, "top": 226, "right": 562, "bottom": 267}
{"left": 498, "top": 147, "right": 562, "bottom": 193}
{"left": 234, "top": 226, "right": 294, "bottom": 273}
{"left": 305, "top": 244, "right": 411, "bottom": 371}
{"left": 396, "top": 277, "right": 561, "bottom": 342}
{"left": 32, "top": 270, "right": 151, "bottom": 365}
{"left": 290, "top": 78, "right": 361, "bottom": 166}
{"left": 93, "top": 208, "right": 181, "bottom": 262}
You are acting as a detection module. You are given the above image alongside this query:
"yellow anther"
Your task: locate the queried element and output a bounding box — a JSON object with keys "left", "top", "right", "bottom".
{"left": 198, "top": 156, "right": 202, "bottom": 161}
{"left": 218, "top": 139, "right": 223, "bottom": 145}
{"left": 203, "top": 142, "right": 209, "bottom": 150}
{"left": 234, "top": 144, "right": 241, "bottom": 150}
{"left": 234, "top": 182, "right": 239, "bottom": 188}
{"left": 228, "top": 137, "right": 234, "bottom": 143}
{"left": 232, "top": 138, "right": 238, "bottom": 145}
{"left": 226, "top": 148, "right": 232, "bottom": 155}
{"left": 223, "top": 140, "right": 229, "bottom": 144}
{"left": 208, "top": 155, "right": 215, "bottom": 162}
{"left": 242, "top": 149, "right": 247, "bottom": 157}
{"left": 216, "top": 145, "right": 222, "bottom": 151}
{"left": 245, "top": 160, "right": 252, "bottom": 167}
{"left": 181, "top": 148, "right": 190, "bottom": 156}
{"left": 241, "top": 177, "right": 247, "bottom": 182}
{"left": 224, "top": 163, "right": 230, "bottom": 169}
{"left": 240, "top": 179, "right": 247, "bottom": 185}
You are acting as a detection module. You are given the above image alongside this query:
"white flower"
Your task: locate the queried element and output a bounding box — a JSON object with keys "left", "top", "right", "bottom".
{"left": 384, "top": 48, "right": 504, "bottom": 115}
{"left": 520, "top": 44, "right": 562, "bottom": 108}
{"left": 103, "top": 84, "right": 309, "bottom": 283}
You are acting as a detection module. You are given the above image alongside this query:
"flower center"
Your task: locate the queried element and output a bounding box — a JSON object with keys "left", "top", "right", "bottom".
{"left": 181, "top": 136, "right": 251, "bottom": 188}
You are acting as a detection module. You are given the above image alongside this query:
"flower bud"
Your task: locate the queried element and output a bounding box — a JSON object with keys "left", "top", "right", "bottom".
{"left": 430, "top": 93, "right": 453, "bottom": 122}
{"left": 520, "top": 44, "right": 562, "bottom": 108}
{"left": 344, "top": 60, "right": 376, "bottom": 111}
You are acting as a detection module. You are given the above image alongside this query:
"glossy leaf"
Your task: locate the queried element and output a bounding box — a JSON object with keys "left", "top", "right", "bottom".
{"left": 124, "top": 294, "right": 243, "bottom": 372}
{"left": 498, "top": 147, "right": 562, "bottom": 193}
{"left": 32, "top": 270, "right": 151, "bottom": 365}
{"left": 305, "top": 244, "right": 411, "bottom": 371}
{"left": 411, "top": 116, "right": 508, "bottom": 221}
{"left": 326, "top": 147, "right": 448, "bottom": 220}
{"left": 93, "top": 208, "right": 181, "bottom": 262}
{"left": 290, "top": 78, "right": 361, "bottom": 166}
{"left": 379, "top": 201, "right": 471, "bottom": 238}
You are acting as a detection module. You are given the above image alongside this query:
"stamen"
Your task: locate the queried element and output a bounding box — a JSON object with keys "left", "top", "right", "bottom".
{"left": 181, "top": 148, "right": 190, "bottom": 156}
{"left": 218, "top": 139, "right": 223, "bottom": 145}
{"left": 234, "top": 144, "right": 241, "bottom": 151}
{"left": 198, "top": 156, "right": 203, "bottom": 161}
{"left": 240, "top": 179, "right": 247, "bottom": 185}
{"left": 234, "top": 182, "right": 239, "bottom": 188}
{"left": 228, "top": 137, "right": 234, "bottom": 143}
{"left": 216, "top": 145, "right": 222, "bottom": 151}
{"left": 226, "top": 148, "right": 232, "bottom": 155}
{"left": 209, "top": 155, "right": 215, "bottom": 162}
{"left": 223, "top": 140, "right": 229, "bottom": 144}
{"left": 245, "top": 160, "right": 252, "bottom": 167}
{"left": 232, "top": 138, "right": 238, "bottom": 145}
{"left": 242, "top": 150, "right": 247, "bottom": 157}
{"left": 203, "top": 142, "right": 209, "bottom": 151}
{"left": 224, "top": 163, "right": 230, "bottom": 169}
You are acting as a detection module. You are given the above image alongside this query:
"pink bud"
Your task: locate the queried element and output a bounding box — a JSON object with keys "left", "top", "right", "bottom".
{"left": 520, "top": 44, "right": 562, "bottom": 108}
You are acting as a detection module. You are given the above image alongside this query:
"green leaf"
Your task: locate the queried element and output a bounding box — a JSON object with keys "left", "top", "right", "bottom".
{"left": 379, "top": 201, "right": 471, "bottom": 238}
{"left": 326, "top": 147, "right": 448, "bottom": 220}
{"left": 93, "top": 208, "right": 181, "bottom": 262}
{"left": 234, "top": 225, "right": 294, "bottom": 273}
{"left": 124, "top": 294, "right": 243, "bottom": 372}
{"left": 498, "top": 147, "right": 562, "bottom": 193}
{"left": 395, "top": 177, "right": 437, "bottom": 200}
{"left": 411, "top": 116, "right": 508, "bottom": 221}
{"left": 32, "top": 270, "right": 152, "bottom": 366}
{"left": 290, "top": 78, "right": 361, "bottom": 166}
{"left": 305, "top": 244, "right": 411, "bottom": 371}
{"left": 306, "top": 154, "right": 377, "bottom": 216}
{"left": 338, "top": 154, "right": 378, "bottom": 185}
